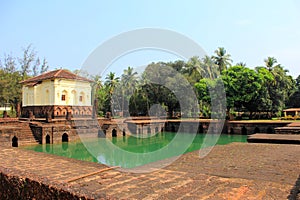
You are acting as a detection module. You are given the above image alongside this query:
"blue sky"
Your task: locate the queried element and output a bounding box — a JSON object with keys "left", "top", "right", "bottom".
{"left": 1, "top": 0, "right": 300, "bottom": 77}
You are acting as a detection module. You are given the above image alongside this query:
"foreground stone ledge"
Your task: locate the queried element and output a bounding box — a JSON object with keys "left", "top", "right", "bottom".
{"left": 0, "top": 168, "right": 96, "bottom": 199}
{"left": 0, "top": 143, "right": 299, "bottom": 199}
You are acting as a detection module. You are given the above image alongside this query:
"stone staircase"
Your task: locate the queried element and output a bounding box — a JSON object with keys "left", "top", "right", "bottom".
{"left": 275, "top": 122, "right": 300, "bottom": 134}
{"left": 17, "top": 121, "right": 40, "bottom": 146}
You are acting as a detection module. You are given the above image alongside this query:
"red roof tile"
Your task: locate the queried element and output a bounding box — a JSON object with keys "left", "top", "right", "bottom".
{"left": 20, "top": 69, "right": 93, "bottom": 84}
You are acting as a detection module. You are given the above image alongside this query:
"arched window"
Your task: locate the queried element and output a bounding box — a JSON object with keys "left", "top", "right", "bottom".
{"left": 61, "top": 90, "right": 68, "bottom": 104}
{"left": 79, "top": 92, "right": 85, "bottom": 104}
{"left": 71, "top": 90, "right": 77, "bottom": 105}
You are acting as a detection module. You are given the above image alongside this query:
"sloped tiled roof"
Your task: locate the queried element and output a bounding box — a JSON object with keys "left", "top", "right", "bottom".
{"left": 20, "top": 69, "right": 93, "bottom": 84}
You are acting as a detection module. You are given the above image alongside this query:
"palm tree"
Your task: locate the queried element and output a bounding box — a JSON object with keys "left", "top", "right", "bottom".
{"left": 121, "top": 66, "right": 138, "bottom": 116}
{"left": 91, "top": 75, "right": 102, "bottom": 99}
{"left": 264, "top": 57, "right": 278, "bottom": 71}
{"left": 105, "top": 72, "right": 120, "bottom": 112}
{"left": 201, "top": 55, "right": 219, "bottom": 79}
{"left": 212, "top": 47, "right": 232, "bottom": 72}
{"left": 236, "top": 62, "right": 246, "bottom": 67}
{"left": 182, "top": 56, "right": 204, "bottom": 84}
{"left": 121, "top": 66, "right": 138, "bottom": 89}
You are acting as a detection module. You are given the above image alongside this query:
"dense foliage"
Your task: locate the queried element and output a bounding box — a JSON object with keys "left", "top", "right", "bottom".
{"left": 0, "top": 45, "right": 49, "bottom": 115}
{"left": 0, "top": 46, "right": 298, "bottom": 119}
{"left": 95, "top": 47, "right": 297, "bottom": 119}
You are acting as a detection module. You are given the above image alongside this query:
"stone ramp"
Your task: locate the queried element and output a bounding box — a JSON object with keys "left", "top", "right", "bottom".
{"left": 248, "top": 133, "right": 300, "bottom": 144}
{"left": 0, "top": 143, "right": 299, "bottom": 199}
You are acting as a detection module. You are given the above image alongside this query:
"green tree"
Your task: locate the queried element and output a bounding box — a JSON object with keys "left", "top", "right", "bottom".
{"left": 287, "top": 75, "right": 300, "bottom": 108}
{"left": 222, "top": 66, "right": 263, "bottom": 119}
{"left": 18, "top": 44, "right": 36, "bottom": 80}
{"left": 120, "top": 66, "right": 138, "bottom": 116}
{"left": 262, "top": 57, "right": 295, "bottom": 116}
{"left": 105, "top": 72, "right": 120, "bottom": 113}
{"left": 212, "top": 47, "right": 232, "bottom": 73}
{"left": 201, "top": 55, "right": 219, "bottom": 79}
{"left": 182, "top": 56, "right": 203, "bottom": 85}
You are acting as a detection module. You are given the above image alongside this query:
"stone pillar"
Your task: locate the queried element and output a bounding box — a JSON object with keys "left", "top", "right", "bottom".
{"left": 92, "top": 99, "right": 98, "bottom": 119}
{"left": 66, "top": 111, "right": 72, "bottom": 121}
{"left": 3, "top": 111, "right": 8, "bottom": 118}
{"left": 29, "top": 111, "right": 34, "bottom": 120}
{"left": 46, "top": 111, "right": 52, "bottom": 122}
{"left": 16, "top": 103, "right": 21, "bottom": 118}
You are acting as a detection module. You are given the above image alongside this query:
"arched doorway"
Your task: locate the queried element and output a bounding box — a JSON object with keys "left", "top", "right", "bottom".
{"left": 171, "top": 125, "right": 175, "bottom": 132}
{"left": 267, "top": 127, "right": 273, "bottom": 133}
{"left": 241, "top": 126, "right": 247, "bottom": 135}
{"left": 62, "top": 133, "right": 69, "bottom": 142}
{"left": 123, "top": 129, "right": 126, "bottom": 136}
{"left": 198, "top": 124, "right": 204, "bottom": 133}
{"left": 46, "top": 134, "right": 50, "bottom": 144}
{"left": 12, "top": 136, "right": 18, "bottom": 147}
{"left": 112, "top": 129, "right": 117, "bottom": 137}
{"left": 254, "top": 127, "right": 260, "bottom": 134}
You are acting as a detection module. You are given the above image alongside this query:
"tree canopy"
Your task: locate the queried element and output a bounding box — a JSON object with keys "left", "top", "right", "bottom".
{"left": 0, "top": 45, "right": 298, "bottom": 119}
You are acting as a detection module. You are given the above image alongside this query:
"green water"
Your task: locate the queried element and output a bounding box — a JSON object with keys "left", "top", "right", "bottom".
{"left": 22, "top": 132, "right": 247, "bottom": 168}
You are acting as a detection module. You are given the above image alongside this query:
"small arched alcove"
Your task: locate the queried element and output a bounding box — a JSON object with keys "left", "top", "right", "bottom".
{"left": 254, "top": 127, "right": 260, "bottom": 134}
{"left": 12, "top": 136, "right": 18, "bottom": 147}
{"left": 46, "top": 134, "right": 51, "bottom": 144}
{"left": 62, "top": 133, "right": 69, "bottom": 142}
{"left": 241, "top": 126, "right": 247, "bottom": 135}
{"left": 171, "top": 125, "right": 175, "bottom": 132}
{"left": 198, "top": 124, "right": 204, "bottom": 133}
{"left": 267, "top": 127, "right": 273, "bottom": 134}
{"left": 112, "top": 129, "right": 117, "bottom": 137}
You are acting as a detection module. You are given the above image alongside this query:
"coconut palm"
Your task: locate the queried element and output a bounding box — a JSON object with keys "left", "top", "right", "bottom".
{"left": 182, "top": 56, "right": 204, "bottom": 84}
{"left": 212, "top": 47, "right": 232, "bottom": 72}
{"left": 105, "top": 72, "right": 120, "bottom": 112}
{"left": 264, "top": 57, "right": 278, "bottom": 72}
{"left": 91, "top": 75, "right": 102, "bottom": 99}
{"left": 236, "top": 62, "right": 246, "bottom": 67}
{"left": 201, "top": 55, "right": 219, "bottom": 79}
{"left": 120, "top": 66, "right": 138, "bottom": 116}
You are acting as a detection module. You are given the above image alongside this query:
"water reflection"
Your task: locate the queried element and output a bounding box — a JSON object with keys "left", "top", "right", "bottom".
{"left": 22, "top": 133, "right": 247, "bottom": 168}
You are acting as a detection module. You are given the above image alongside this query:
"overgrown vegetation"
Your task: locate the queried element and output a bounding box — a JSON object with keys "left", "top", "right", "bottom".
{"left": 1, "top": 45, "right": 298, "bottom": 119}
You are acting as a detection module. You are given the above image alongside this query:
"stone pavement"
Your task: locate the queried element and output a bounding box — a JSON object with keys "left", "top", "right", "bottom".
{"left": 0, "top": 142, "right": 299, "bottom": 199}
